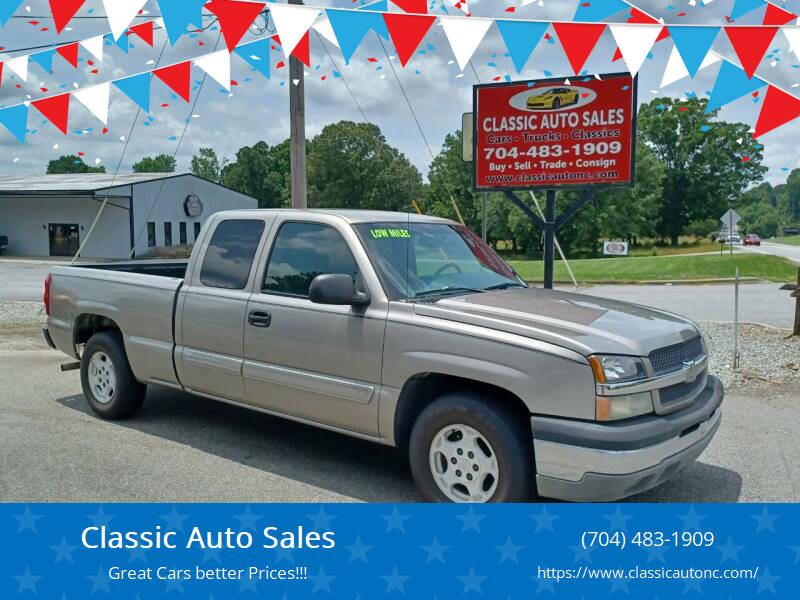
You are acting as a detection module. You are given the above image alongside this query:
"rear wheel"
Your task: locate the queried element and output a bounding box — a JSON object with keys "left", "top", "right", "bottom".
{"left": 552, "top": 98, "right": 561, "bottom": 109}
{"left": 80, "top": 331, "right": 145, "bottom": 420}
{"left": 409, "top": 392, "right": 535, "bottom": 503}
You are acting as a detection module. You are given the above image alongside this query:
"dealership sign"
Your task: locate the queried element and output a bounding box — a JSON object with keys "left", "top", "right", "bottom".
{"left": 472, "top": 73, "right": 637, "bottom": 191}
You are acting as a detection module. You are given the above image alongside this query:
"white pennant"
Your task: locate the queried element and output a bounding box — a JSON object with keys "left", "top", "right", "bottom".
{"left": 660, "top": 44, "right": 721, "bottom": 88}
{"left": 783, "top": 27, "right": 800, "bottom": 62}
{"left": 268, "top": 4, "right": 320, "bottom": 56}
{"left": 6, "top": 55, "right": 28, "bottom": 82}
{"left": 101, "top": 0, "right": 148, "bottom": 40}
{"left": 194, "top": 50, "right": 231, "bottom": 91}
{"left": 445, "top": 0, "right": 470, "bottom": 14}
{"left": 609, "top": 24, "right": 661, "bottom": 77}
{"left": 440, "top": 16, "right": 492, "bottom": 71}
{"left": 313, "top": 17, "right": 340, "bottom": 49}
{"left": 74, "top": 82, "right": 111, "bottom": 126}
{"left": 80, "top": 34, "right": 105, "bottom": 63}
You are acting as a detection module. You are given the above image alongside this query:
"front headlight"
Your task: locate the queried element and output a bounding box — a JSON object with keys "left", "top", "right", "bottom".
{"left": 595, "top": 392, "right": 654, "bottom": 421}
{"left": 588, "top": 355, "right": 647, "bottom": 383}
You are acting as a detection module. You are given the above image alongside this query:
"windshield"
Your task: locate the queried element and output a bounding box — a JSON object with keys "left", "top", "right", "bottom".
{"left": 354, "top": 222, "right": 525, "bottom": 300}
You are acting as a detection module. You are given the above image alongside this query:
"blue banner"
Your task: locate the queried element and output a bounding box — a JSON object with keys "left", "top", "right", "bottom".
{"left": 2, "top": 503, "right": 795, "bottom": 597}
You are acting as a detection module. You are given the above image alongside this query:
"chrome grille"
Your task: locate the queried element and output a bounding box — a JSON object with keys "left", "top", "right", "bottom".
{"left": 658, "top": 372, "right": 706, "bottom": 407}
{"left": 649, "top": 336, "right": 704, "bottom": 375}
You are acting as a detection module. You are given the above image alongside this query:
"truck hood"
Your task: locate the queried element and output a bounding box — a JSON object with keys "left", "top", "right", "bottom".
{"left": 412, "top": 287, "right": 701, "bottom": 357}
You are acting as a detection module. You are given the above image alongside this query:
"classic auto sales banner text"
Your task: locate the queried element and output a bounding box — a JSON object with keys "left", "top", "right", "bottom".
{"left": 2, "top": 503, "right": 793, "bottom": 598}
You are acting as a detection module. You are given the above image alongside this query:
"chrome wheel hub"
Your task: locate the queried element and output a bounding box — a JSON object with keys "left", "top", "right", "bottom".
{"left": 88, "top": 351, "right": 116, "bottom": 404}
{"left": 429, "top": 424, "right": 499, "bottom": 502}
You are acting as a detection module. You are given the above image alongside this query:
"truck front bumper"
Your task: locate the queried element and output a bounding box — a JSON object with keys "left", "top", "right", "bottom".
{"left": 531, "top": 375, "right": 723, "bottom": 502}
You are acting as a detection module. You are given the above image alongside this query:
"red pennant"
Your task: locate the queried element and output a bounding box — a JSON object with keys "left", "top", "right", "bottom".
{"left": 270, "top": 32, "right": 309, "bottom": 67}
{"left": 0, "top": 62, "right": 3, "bottom": 88}
{"left": 49, "top": 0, "right": 86, "bottom": 34}
{"left": 754, "top": 86, "right": 800, "bottom": 138}
{"left": 725, "top": 26, "right": 777, "bottom": 79}
{"left": 762, "top": 3, "right": 797, "bottom": 25}
{"left": 154, "top": 61, "right": 192, "bottom": 102}
{"left": 552, "top": 23, "right": 606, "bottom": 76}
{"left": 205, "top": 0, "right": 267, "bottom": 52}
{"left": 129, "top": 21, "right": 154, "bottom": 47}
{"left": 392, "top": 0, "right": 427, "bottom": 13}
{"left": 56, "top": 43, "right": 79, "bottom": 68}
{"left": 612, "top": 47, "right": 622, "bottom": 62}
{"left": 655, "top": 26, "right": 671, "bottom": 42}
{"left": 33, "top": 93, "right": 70, "bottom": 135}
{"left": 627, "top": 7, "right": 659, "bottom": 23}
{"left": 383, "top": 13, "right": 436, "bottom": 67}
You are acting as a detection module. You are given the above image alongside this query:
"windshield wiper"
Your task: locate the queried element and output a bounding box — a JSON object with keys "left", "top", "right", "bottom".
{"left": 413, "top": 286, "right": 484, "bottom": 299}
{"left": 483, "top": 282, "right": 527, "bottom": 291}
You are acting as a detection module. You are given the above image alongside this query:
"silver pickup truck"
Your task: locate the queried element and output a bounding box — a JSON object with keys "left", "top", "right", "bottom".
{"left": 43, "top": 209, "right": 723, "bottom": 503}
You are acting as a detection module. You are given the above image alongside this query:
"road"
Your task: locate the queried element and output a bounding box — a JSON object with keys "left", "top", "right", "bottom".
{"left": 0, "top": 262, "right": 50, "bottom": 302}
{"left": 742, "top": 241, "right": 800, "bottom": 265}
{"left": 1, "top": 325, "right": 798, "bottom": 503}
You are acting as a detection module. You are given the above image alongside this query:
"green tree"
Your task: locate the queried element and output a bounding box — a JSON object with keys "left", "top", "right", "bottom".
{"left": 307, "top": 121, "right": 423, "bottom": 211}
{"left": 46, "top": 155, "right": 106, "bottom": 174}
{"left": 638, "top": 97, "right": 767, "bottom": 245}
{"left": 739, "top": 202, "right": 782, "bottom": 237}
{"left": 780, "top": 168, "right": 800, "bottom": 222}
{"left": 221, "top": 140, "right": 290, "bottom": 208}
{"left": 133, "top": 154, "right": 177, "bottom": 173}
{"left": 424, "top": 130, "right": 480, "bottom": 230}
{"left": 190, "top": 147, "right": 227, "bottom": 182}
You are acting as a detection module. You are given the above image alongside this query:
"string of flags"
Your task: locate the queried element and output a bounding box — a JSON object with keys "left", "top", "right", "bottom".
{"left": 2, "top": 0, "right": 800, "bottom": 141}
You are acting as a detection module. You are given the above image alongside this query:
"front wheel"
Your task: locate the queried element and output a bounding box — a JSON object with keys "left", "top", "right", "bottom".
{"left": 409, "top": 392, "right": 536, "bottom": 502}
{"left": 80, "top": 331, "right": 145, "bottom": 420}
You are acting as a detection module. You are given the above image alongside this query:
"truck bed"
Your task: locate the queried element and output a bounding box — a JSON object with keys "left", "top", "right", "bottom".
{"left": 70, "top": 259, "right": 188, "bottom": 280}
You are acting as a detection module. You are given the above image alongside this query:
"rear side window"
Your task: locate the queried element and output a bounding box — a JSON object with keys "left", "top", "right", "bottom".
{"left": 199, "top": 219, "right": 265, "bottom": 289}
{"left": 262, "top": 222, "right": 358, "bottom": 297}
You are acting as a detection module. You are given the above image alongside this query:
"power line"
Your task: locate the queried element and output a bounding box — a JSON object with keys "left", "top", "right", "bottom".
{"left": 313, "top": 29, "right": 369, "bottom": 121}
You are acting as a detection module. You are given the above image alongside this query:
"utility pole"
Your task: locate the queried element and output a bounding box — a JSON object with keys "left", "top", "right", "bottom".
{"left": 289, "top": 0, "right": 307, "bottom": 209}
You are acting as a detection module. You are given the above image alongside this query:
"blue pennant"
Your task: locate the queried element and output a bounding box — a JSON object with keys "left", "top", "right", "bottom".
{"left": 159, "top": 0, "right": 207, "bottom": 46}
{"left": 234, "top": 39, "right": 270, "bottom": 79}
{"left": 113, "top": 73, "right": 151, "bottom": 113}
{"left": 326, "top": 9, "right": 390, "bottom": 63}
{"left": 706, "top": 61, "right": 766, "bottom": 112}
{"left": 496, "top": 20, "right": 549, "bottom": 74}
{"left": 0, "top": 0, "right": 24, "bottom": 26}
{"left": 0, "top": 104, "right": 29, "bottom": 143}
{"left": 730, "top": 0, "right": 766, "bottom": 20}
{"left": 105, "top": 33, "right": 129, "bottom": 54}
{"left": 359, "top": 0, "right": 388, "bottom": 11}
{"left": 669, "top": 27, "right": 720, "bottom": 78}
{"left": 30, "top": 49, "right": 57, "bottom": 74}
{"left": 573, "top": 0, "right": 628, "bottom": 21}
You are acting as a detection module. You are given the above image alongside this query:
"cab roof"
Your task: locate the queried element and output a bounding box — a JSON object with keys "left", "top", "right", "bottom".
{"left": 217, "top": 208, "right": 457, "bottom": 225}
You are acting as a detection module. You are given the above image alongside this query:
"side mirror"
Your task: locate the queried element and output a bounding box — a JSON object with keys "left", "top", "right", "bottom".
{"left": 309, "top": 274, "right": 370, "bottom": 307}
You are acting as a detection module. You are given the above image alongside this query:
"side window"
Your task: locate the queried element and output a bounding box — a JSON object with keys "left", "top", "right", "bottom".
{"left": 179, "top": 222, "right": 187, "bottom": 245}
{"left": 164, "top": 222, "right": 172, "bottom": 247}
{"left": 199, "top": 219, "right": 265, "bottom": 290}
{"left": 147, "top": 222, "right": 156, "bottom": 247}
{"left": 194, "top": 222, "right": 201, "bottom": 241}
{"left": 262, "top": 222, "right": 358, "bottom": 297}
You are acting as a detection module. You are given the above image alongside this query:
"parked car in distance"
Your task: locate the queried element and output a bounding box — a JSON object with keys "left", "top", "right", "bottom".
{"left": 719, "top": 234, "right": 741, "bottom": 245}
{"left": 784, "top": 227, "right": 798, "bottom": 236}
{"left": 743, "top": 233, "right": 761, "bottom": 246}
{"left": 42, "top": 210, "right": 723, "bottom": 503}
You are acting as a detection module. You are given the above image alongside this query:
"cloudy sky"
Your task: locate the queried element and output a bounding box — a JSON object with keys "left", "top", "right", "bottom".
{"left": 1, "top": 0, "right": 799, "bottom": 184}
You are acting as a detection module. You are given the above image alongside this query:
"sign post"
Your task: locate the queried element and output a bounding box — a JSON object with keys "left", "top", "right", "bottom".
{"left": 472, "top": 73, "right": 637, "bottom": 288}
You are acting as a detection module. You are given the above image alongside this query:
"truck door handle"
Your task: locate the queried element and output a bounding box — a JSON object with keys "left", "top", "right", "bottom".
{"left": 247, "top": 310, "right": 272, "bottom": 328}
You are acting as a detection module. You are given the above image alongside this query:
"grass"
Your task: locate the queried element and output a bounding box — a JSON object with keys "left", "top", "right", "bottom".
{"left": 773, "top": 235, "right": 800, "bottom": 247}
{"left": 627, "top": 242, "right": 732, "bottom": 257}
{"left": 509, "top": 253, "right": 796, "bottom": 283}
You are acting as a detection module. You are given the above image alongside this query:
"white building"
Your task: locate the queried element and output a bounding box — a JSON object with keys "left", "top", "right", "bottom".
{"left": 0, "top": 173, "right": 258, "bottom": 259}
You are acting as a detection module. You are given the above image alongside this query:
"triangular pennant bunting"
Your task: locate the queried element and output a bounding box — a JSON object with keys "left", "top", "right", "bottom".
{"left": 440, "top": 16, "right": 492, "bottom": 71}
{"left": 154, "top": 61, "right": 192, "bottom": 102}
{"left": 706, "top": 60, "right": 767, "bottom": 112}
{"left": 234, "top": 39, "right": 270, "bottom": 79}
{"left": 129, "top": 21, "right": 154, "bottom": 47}
{"left": 80, "top": 35, "right": 105, "bottom": 62}
{"left": 326, "top": 9, "right": 391, "bottom": 64}
{"left": 49, "top": 0, "right": 87, "bottom": 34}
{"left": 269, "top": 4, "right": 321, "bottom": 56}
{"left": 293, "top": 32, "right": 311, "bottom": 67}
{"left": 0, "top": 0, "right": 24, "bottom": 26}
{"left": 627, "top": 7, "right": 660, "bottom": 24}
{"left": 159, "top": 0, "right": 207, "bottom": 45}
{"left": 113, "top": 72, "right": 151, "bottom": 113}
{"left": 660, "top": 45, "right": 720, "bottom": 88}
{"left": 106, "top": 33, "right": 129, "bottom": 54}
{"left": 57, "top": 43, "right": 79, "bottom": 68}
{"left": 73, "top": 82, "right": 110, "bottom": 126}
{"left": 784, "top": 27, "right": 800, "bottom": 62}
{"left": 762, "top": 3, "right": 797, "bottom": 25}
{"left": 573, "top": 0, "right": 628, "bottom": 22}
{"left": 668, "top": 26, "right": 719, "bottom": 78}
{"left": 101, "top": 0, "right": 147, "bottom": 40}
{"left": 552, "top": 22, "right": 606, "bottom": 76}
{"left": 313, "top": 17, "right": 340, "bottom": 48}
{"left": 0, "top": 104, "right": 28, "bottom": 143}
{"left": 205, "top": 0, "right": 267, "bottom": 53}
{"left": 30, "top": 49, "right": 56, "bottom": 74}
{"left": 609, "top": 23, "right": 661, "bottom": 76}
{"left": 6, "top": 56, "right": 28, "bottom": 82}
{"left": 730, "top": 0, "right": 766, "bottom": 20}
{"left": 194, "top": 50, "right": 231, "bottom": 90}
{"left": 32, "top": 93, "right": 70, "bottom": 135}
{"left": 725, "top": 26, "right": 778, "bottom": 79}
{"left": 392, "top": 0, "right": 427, "bottom": 13}
{"left": 754, "top": 85, "right": 800, "bottom": 137}
{"left": 382, "top": 13, "right": 436, "bottom": 67}
{"left": 495, "top": 20, "right": 548, "bottom": 73}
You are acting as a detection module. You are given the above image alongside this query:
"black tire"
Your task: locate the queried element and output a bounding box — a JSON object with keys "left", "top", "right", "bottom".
{"left": 552, "top": 98, "right": 560, "bottom": 109}
{"left": 80, "top": 331, "right": 145, "bottom": 420}
{"left": 409, "top": 392, "right": 536, "bottom": 503}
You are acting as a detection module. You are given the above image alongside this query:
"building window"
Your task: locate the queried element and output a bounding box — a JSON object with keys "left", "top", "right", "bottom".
{"left": 164, "top": 222, "right": 172, "bottom": 247}
{"left": 147, "top": 222, "right": 156, "bottom": 247}
{"left": 179, "top": 222, "right": 187, "bottom": 245}
{"left": 194, "top": 222, "right": 201, "bottom": 241}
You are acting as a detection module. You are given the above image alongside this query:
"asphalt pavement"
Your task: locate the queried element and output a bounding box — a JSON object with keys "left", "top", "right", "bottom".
{"left": 1, "top": 326, "right": 798, "bottom": 503}
{"left": 743, "top": 241, "right": 800, "bottom": 265}
{"left": 0, "top": 262, "right": 51, "bottom": 302}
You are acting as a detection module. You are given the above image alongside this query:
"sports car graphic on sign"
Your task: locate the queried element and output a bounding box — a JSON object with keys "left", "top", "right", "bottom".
{"left": 526, "top": 87, "right": 580, "bottom": 110}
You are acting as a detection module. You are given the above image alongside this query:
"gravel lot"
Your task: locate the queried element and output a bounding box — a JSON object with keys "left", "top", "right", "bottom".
{"left": 0, "top": 301, "right": 46, "bottom": 328}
